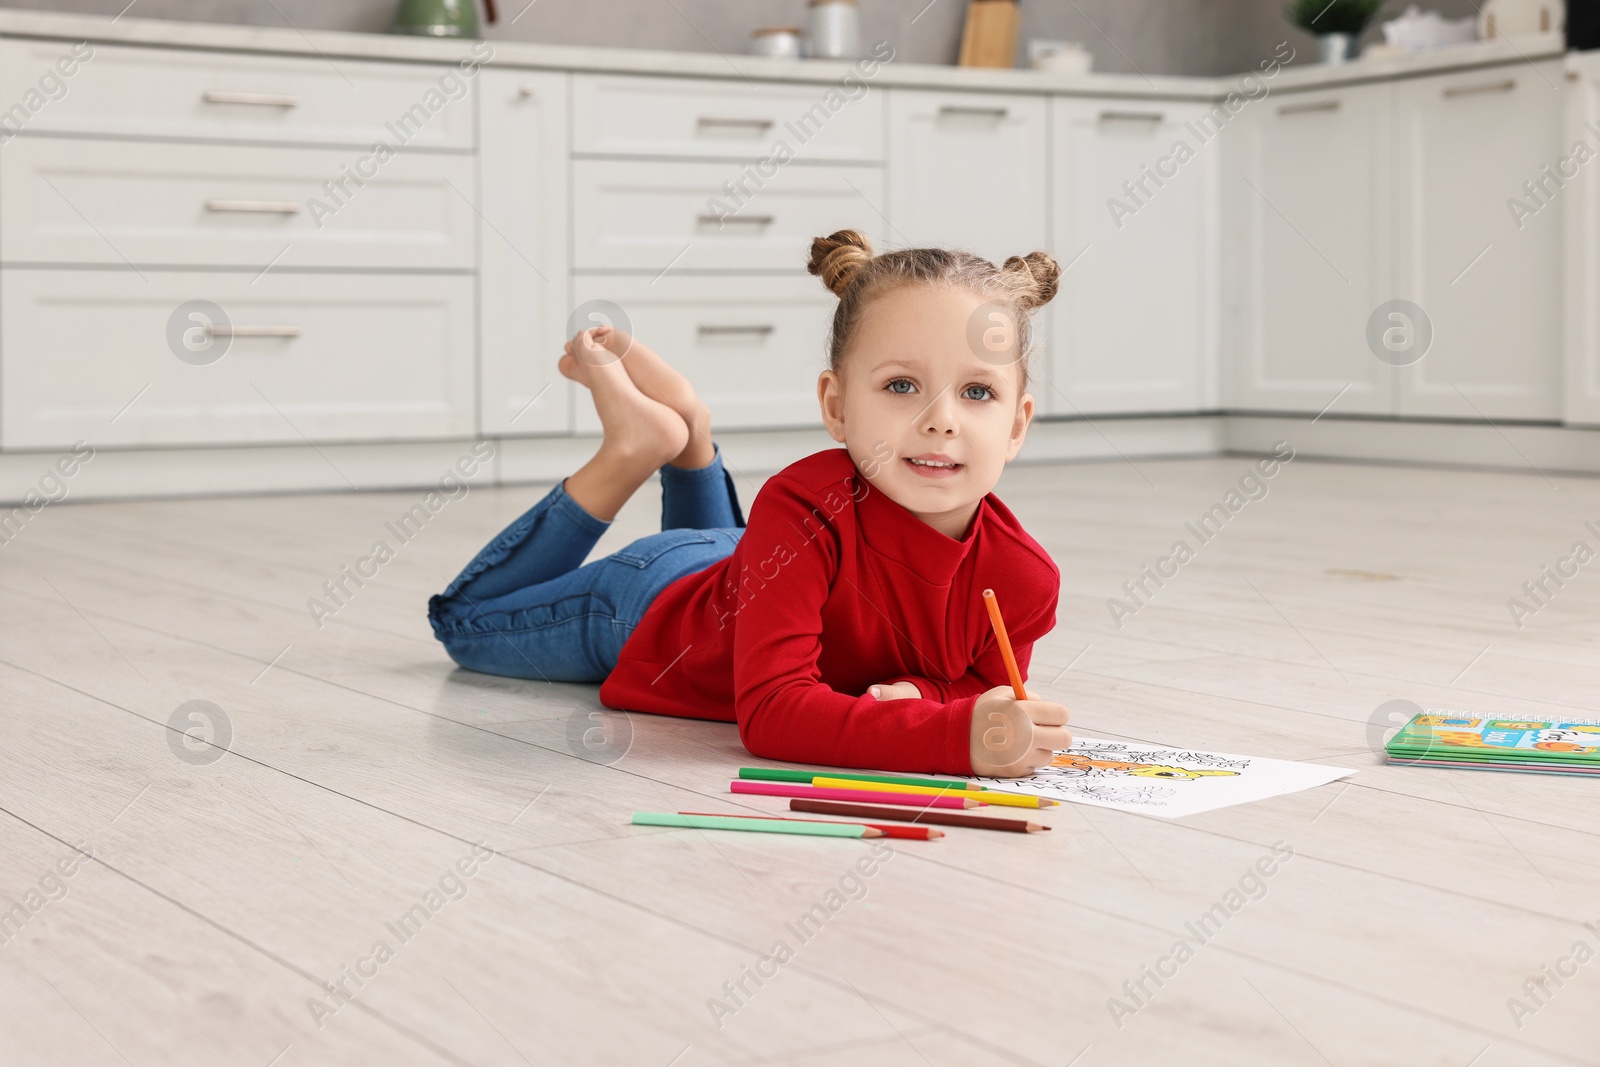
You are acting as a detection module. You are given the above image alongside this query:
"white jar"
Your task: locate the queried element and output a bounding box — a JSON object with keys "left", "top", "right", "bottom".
{"left": 751, "top": 26, "right": 804, "bottom": 59}
{"left": 804, "top": 0, "right": 863, "bottom": 60}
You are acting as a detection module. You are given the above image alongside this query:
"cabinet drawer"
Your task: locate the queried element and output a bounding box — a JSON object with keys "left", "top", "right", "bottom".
{"left": 2, "top": 270, "right": 475, "bottom": 449}
{"left": 886, "top": 89, "right": 1049, "bottom": 265}
{"left": 0, "top": 39, "right": 477, "bottom": 149}
{"left": 0, "top": 138, "right": 475, "bottom": 270}
{"left": 573, "top": 73, "right": 883, "bottom": 162}
{"left": 571, "top": 275, "right": 832, "bottom": 431}
{"left": 573, "top": 159, "right": 885, "bottom": 271}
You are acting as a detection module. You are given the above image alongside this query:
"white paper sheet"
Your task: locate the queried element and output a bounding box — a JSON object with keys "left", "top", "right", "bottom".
{"left": 966, "top": 736, "right": 1357, "bottom": 818}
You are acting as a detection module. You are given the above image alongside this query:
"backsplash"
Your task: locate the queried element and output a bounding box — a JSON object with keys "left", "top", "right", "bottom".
{"left": 0, "top": 0, "right": 1483, "bottom": 76}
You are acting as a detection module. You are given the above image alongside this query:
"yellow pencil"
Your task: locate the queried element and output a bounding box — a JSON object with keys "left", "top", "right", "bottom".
{"left": 811, "top": 776, "right": 1056, "bottom": 809}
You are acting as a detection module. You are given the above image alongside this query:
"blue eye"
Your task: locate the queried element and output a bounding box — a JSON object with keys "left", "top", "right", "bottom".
{"left": 963, "top": 384, "right": 995, "bottom": 401}
{"left": 886, "top": 378, "right": 916, "bottom": 394}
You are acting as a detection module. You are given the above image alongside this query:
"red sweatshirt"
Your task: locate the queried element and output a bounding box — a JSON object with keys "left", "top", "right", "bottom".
{"left": 598, "top": 448, "right": 1060, "bottom": 775}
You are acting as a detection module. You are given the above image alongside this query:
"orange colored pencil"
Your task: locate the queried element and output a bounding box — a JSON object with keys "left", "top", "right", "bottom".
{"left": 982, "top": 588, "right": 1028, "bottom": 699}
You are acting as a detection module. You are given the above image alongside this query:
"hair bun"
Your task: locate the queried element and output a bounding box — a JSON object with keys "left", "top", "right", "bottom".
{"left": 808, "top": 229, "right": 874, "bottom": 298}
{"left": 1002, "top": 251, "right": 1061, "bottom": 310}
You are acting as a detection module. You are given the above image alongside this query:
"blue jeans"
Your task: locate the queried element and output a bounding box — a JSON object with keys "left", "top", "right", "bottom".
{"left": 428, "top": 446, "right": 745, "bottom": 682}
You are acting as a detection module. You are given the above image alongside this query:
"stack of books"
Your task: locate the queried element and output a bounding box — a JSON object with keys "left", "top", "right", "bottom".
{"left": 1385, "top": 712, "right": 1600, "bottom": 776}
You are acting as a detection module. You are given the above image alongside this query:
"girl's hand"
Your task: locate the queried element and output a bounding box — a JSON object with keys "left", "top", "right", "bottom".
{"left": 868, "top": 681, "right": 922, "bottom": 701}
{"left": 968, "top": 685, "right": 1071, "bottom": 777}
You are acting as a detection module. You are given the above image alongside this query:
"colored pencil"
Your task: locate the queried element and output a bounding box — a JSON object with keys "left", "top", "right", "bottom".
{"left": 631, "top": 812, "right": 884, "bottom": 838}
{"left": 730, "top": 780, "right": 982, "bottom": 808}
{"left": 811, "top": 776, "right": 1055, "bottom": 809}
{"left": 982, "top": 587, "right": 1028, "bottom": 700}
{"left": 738, "top": 766, "right": 986, "bottom": 791}
{"left": 791, "top": 798, "right": 1051, "bottom": 833}
{"left": 679, "top": 812, "right": 943, "bottom": 840}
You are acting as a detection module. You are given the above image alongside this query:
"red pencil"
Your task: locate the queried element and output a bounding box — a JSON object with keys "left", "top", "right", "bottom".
{"left": 678, "top": 812, "right": 943, "bottom": 840}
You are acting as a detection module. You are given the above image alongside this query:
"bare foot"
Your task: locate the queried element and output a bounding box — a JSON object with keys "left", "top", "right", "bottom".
{"left": 592, "top": 326, "right": 715, "bottom": 470}
{"left": 558, "top": 330, "right": 689, "bottom": 520}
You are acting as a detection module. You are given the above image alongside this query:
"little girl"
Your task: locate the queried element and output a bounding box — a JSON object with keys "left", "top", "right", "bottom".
{"left": 429, "top": 230, "right": 1070, "bottom": 777}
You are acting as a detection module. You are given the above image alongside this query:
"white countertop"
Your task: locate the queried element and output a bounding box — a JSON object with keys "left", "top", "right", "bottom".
{"left": 0, "top": 8, "right": 1567, "bottom": 101}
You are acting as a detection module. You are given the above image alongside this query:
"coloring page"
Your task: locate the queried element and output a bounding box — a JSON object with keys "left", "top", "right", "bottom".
{"left": 966, "top": 737, "right": 1355, "bottom": 818}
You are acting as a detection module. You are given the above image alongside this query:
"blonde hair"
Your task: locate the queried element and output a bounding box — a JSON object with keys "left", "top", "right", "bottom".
{"left": 806, "top": 229, "right": 1060, "bottom": 392}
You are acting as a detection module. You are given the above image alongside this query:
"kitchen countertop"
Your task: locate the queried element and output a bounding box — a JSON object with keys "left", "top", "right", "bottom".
{"left": 0, "top": 8, "right": 1567, "bottom": 101}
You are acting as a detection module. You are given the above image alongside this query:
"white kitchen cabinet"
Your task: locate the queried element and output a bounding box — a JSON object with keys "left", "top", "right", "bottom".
{"left": 886, "top": 89, "right": 1048, "bottom": 263}
{"left": 570, "top": 275, "right": 834, "bottom": 432}
{"left": 572, "top": 73, "right": 884, "bottom": 164}
{"left": 572, "top": 158, "right": 886, "bottom": 273}
{"left": 1, "top": 270, "right": 476, "bottom": 450}
{"left": 1392, "top": 62, "right": 1564, "bottom": 420}
{"left": 0, "top": 136, "right": 476, "bottom": 271}
{"left": 0, "top": 38, "right": 477, "bottom": 150}
{"left": 1225, "top": 83, "right": 1395, "bottom": 415}
{"left": 1565, "top": 52, "right": 1600, "bottom": 426}
{"left": 1050, "top": 99, "right": 1213, "bottom": 415}
{"left": 477, "top": 69, "right": 572, "bottom": 436}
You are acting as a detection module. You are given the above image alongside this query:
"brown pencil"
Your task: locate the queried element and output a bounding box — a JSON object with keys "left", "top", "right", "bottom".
{"left": 791, "top": 798, "right": 1050, "bottom": 833}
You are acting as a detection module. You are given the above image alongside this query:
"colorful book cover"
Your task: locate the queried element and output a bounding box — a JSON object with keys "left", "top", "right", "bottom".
{"left": 1385, "top": 713, "right": 1600, "bottom": 768}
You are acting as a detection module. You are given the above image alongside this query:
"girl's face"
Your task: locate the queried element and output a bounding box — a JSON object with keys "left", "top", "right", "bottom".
{"left": 817, "top": 284, "right": 1035, "bottom": 539}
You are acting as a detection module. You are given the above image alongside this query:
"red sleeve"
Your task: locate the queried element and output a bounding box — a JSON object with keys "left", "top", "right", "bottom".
{"left": 730, "top": 477, "right": 977, "bottom": 775}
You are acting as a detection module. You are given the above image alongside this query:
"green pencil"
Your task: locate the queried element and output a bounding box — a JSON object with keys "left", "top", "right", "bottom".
{"left": 631, "top": 812, "right": 884, "bottom": 838}
{"left": 738, "top": 767, "right": 983, "bottom": 791}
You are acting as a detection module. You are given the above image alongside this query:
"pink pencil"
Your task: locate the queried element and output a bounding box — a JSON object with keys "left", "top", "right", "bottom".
{"left": 730, "top": 780, "right": 984, "bottom": 808}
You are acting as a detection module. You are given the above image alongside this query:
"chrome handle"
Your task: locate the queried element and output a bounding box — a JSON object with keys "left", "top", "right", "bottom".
{"left": 205, "top": 325, "right": 302, "bottom": 338}
{"left": 939, "top": 104, "right": 1009, "bottom": 118}
{"left": 202, "top": 90, "right": 300, "bottom": 108}
{"left": 696, "top": 116, "right": 774, "bottom": 130}
{"left": 1278, "top": 99, "right": 1341, "bottom": 115}
{"left": 205, "top": 199, "right": 302, "bottom": 214}
{"left": 1098, "top": 110, "right": 1163, "bottom": 123}
{"left": 1444, "top": 79, "right": 1516, "bottom": 98}
{"left": 697, "top": 324, "right": 775, "bottom": 336}
{"left": 697, "top": 214, "right": 775, "bottom": 226}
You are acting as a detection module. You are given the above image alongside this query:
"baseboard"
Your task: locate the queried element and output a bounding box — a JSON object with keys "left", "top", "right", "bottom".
{"left": 8, "top": 412, "right": 1600, "bottom": 506}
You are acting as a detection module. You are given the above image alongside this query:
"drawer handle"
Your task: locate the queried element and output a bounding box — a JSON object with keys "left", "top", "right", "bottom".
{"left": 1278, "top": 99, "right": 1340, "bottom": 115}
{"left": 938, "top": 104, "right": 1009, "bottom": 119}
{"left": 697, "top": 213, "right": 774, "bottom": 226}
{"left": 202, "top": 90, "right": 301, "bottom": 108}
{"left": 518, "top": 83, "right": 538, "bottom": 97}
{"left": 205, "top": 325, "right": 302, "bottom": 338}
{"left": 206, "top": 199, "right": 303, "bottom": 214}
{"left": 1098, "top": 110, "right": 1164, "bottom": 123}
{"left": 1443, "top": 79, "right": 1515, "bottom": 98}
{"left": 697, "top": 324, "right": 775, "bottom": 336}
{"left": 696, "top": 116, "right": 774, "bottom": 131}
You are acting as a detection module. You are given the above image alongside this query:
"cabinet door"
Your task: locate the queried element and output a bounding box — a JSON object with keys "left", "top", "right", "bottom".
{"left": 1393, "top": 63, "right": 1564, "bottom": 420}
{"left": 1225, "top": 84, "right": 1395, "bottom": 415}
{"left": 1, "top": 270, "right": 474, "bottom": 449}
{"left": 478, "top": 69, "right": 572, "bottom": 436}
{"left": 1051, "top": 99, "right": 1211, "bottom": 415}
{"left": 1565, "top": 54, "right": 1600, "bottom": 426}
{"left": 886, "top": 89, "right": 1048, "bottom": 264}
{"left": 571, "top": 159, "right": 886, "bottom": 272}
{"left": 570, "top": 275, "right": 832, "bottom": 432}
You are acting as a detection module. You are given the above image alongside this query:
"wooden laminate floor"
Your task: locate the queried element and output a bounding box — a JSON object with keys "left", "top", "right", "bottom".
{"left": 2, "top": 452, "right": 1598, "bottom": 1067}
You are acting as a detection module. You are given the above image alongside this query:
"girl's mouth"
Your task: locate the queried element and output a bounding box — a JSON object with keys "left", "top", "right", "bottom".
{"left": 904, "top": 456, "right": 962, "bottom": 479}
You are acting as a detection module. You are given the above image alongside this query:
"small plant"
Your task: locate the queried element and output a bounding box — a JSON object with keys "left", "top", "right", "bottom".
{"left": 1285, "top": 0, "right": 1387, "bottom": 36}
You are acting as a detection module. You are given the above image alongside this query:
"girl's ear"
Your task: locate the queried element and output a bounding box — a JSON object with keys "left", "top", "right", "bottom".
{"left": 1005, "top": 392, "right": 1036, "bottom": 461}
{"left": 817, "top": 369, "right": 848, "bottom": 443}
